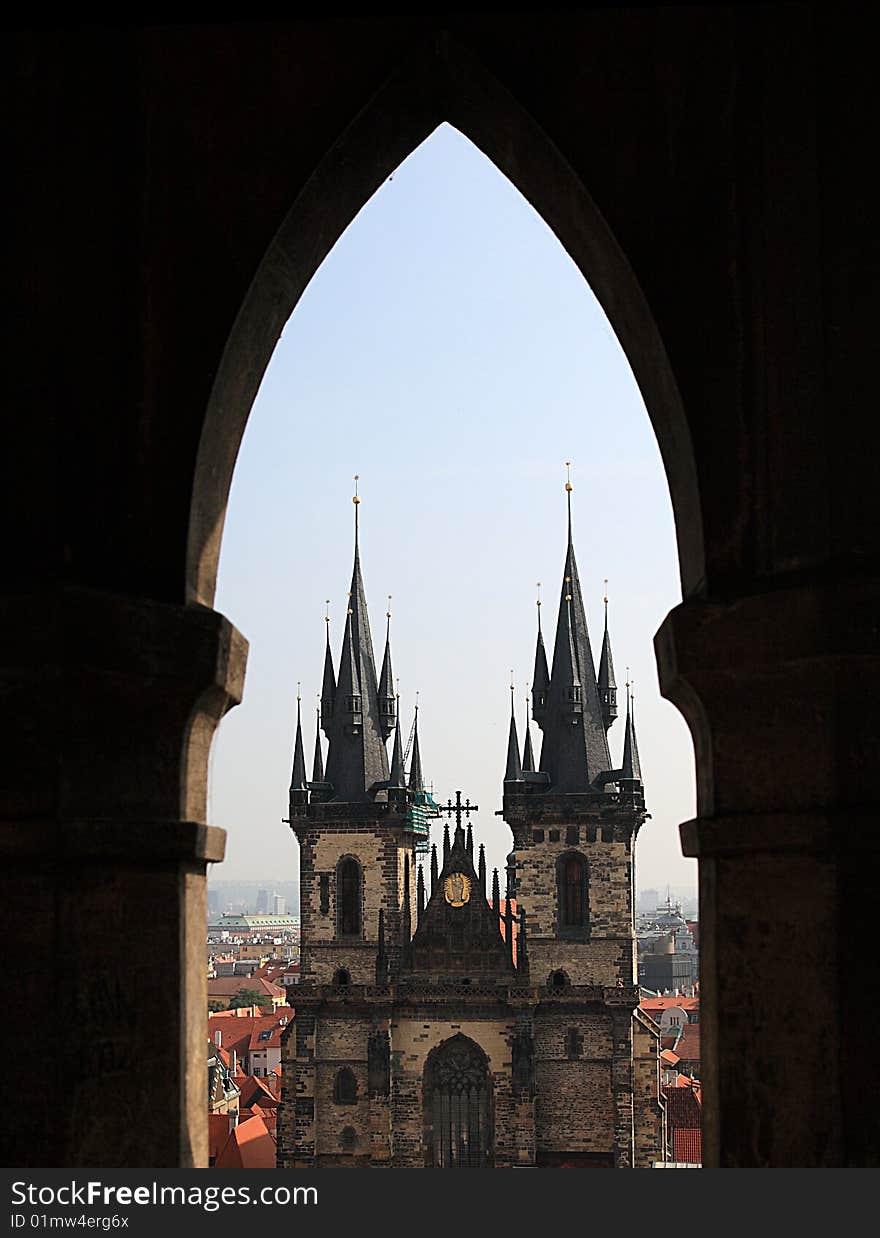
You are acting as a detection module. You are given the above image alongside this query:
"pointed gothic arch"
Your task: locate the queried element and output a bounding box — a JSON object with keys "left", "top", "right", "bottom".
{"left": 422, "top": 1033, "right": 493, "bottom": 1168}
{"left": 186, "top": 36, "right": 703, "bottom": 622}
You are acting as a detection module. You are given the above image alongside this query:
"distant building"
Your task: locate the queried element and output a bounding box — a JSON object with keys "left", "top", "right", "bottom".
{"left": 256, "top": 889, "right": 270, "bottom": 915}
{"left": 273, "top": 893, "right": 286, "bottom": 915}
{"left": 208, "top": 912, "right": 299, "bottom": 936}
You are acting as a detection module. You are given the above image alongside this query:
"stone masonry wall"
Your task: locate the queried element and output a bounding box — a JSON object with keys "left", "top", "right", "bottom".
{"left": 534, "top": 1009, "right": 614, "bottom": 1154}
{"left": 295, "top": 821, "right": 415, "bottom": 983}
{"left": 633, "top": 1012, "right": 665, "bottom": 1167}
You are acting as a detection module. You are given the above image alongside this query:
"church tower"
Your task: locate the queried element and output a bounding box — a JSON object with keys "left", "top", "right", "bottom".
{"left": 286, "top": 478, "right": 418, "bottom": 989}
{"left": 501, "top": 466, "right": 656, "bottom": 1167}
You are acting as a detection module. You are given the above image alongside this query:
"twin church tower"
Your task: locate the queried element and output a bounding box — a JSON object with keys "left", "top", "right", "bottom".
{"left": 276, "top": 472, "right": 664, "bottom": 1169}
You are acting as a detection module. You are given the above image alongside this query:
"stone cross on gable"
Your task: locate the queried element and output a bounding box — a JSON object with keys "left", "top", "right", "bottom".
{"left": 439, "top": 790, "right": 478, "bottom": 831}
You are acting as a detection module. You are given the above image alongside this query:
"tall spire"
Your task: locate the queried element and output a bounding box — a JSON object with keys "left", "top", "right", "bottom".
{"left": 597, "top": 581, "right": 618, "bottom": 731}
{"left": 478, "top": 843, "right": 487, "bottom": 897}
{"left": 522, "top": 688, "right": 535, "bottom": 772}
{"left": 532, "top": 582, "right": 550, "bottom": 727}
{"left": 322, "top": 476, "right": 390, "bottom": 801}
{"left": 537, "top": 464, "right": 611, "bottom": 791}
{"left": 289, "top": 690, "right": 308, "bottom": 806}
{"left": 504, "top": 676, "right": 523, "bottom": 783}
{"left": 621, "top": 678, "right": 643, "bottom": 784}
{"left": 320, "top": 602, "right": 335, "bottom": 738}
{"left": 408, "top": 697, "right": 425, "bottom": 793}
{"left": 312, "top": 703, "right": 324, "bottom": 782}
{"left": 377, "top": 597, "right": 397, "bottom": 740}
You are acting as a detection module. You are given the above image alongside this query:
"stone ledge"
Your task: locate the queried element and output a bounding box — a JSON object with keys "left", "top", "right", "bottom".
{"left": 680, "top": 810, "right": 880, "bottom": 857}
{"left": 0, "top": 818, "right": 227, "bottom": 863}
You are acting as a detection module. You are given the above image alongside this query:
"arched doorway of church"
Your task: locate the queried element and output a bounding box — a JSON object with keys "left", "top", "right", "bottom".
{"left": 423, "top": 1035, "right": 493, "bottom": 1169}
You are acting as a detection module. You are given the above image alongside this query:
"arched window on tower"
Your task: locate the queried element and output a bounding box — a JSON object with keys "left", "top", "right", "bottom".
{"left": 557, "top": 852, "right": 589, "bottom": 937}
{"left": 337, "top": 857, "right": 361, "bottom": 937}
{"left": 423, "top": 1034, "right": 492, "bottom": 1168}
{"left": 333, "top": 1067, "right": 358, "bottom": 1105}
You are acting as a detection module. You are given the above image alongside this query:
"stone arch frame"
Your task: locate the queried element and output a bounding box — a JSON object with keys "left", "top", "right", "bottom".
{"left": 335, "top": 854, "right": 364, "bottom": 940}
{"left": 422, "top": 1032, "right": 494, "bottom": 1169}
{"left": 555, "top": 849, "right": 590, "bottom": 940}
{"left": 186, "top": 34, "right": 703, "bottom": 614}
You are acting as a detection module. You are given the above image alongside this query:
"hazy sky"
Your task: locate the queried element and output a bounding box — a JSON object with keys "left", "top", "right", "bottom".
{"left": 210, "top": 123, "right": 697, "bottom": 897}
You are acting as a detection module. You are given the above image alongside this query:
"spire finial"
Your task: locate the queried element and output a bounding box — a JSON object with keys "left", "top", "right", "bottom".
{"left": 510, "top": 670, "right": 515, "bottom": 718}
{"left": 536, "top": 581, "right": 542, "bottom": 633}
{"left": 296, "top": 681, "right": 301, "bottom": 704}
{"left": 565, "top": 460, "right": 573, "bottom": 542}
{"left": 352, "top": 473, "right": 360, "bottom": 545}
{"left": 604, "top": 577, "right": 609, "bottom": 617}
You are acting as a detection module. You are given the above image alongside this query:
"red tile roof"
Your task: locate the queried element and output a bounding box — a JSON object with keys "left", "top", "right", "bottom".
{"left": 237, "top": 1074, "right": 281, "bottom": 1110}
{"left": 214, "top": 1114, "right": 277, "bottom": 1170}
{"left": 208, "top": 1114, "right": 234, "bottom": 1163}
{"left": 208, "top": 1010, "right": 293, "bottom": 1062}
{"left": 663, "top": 1082, "right": 702, "bottom": 1130}
{"left": 672, "top": 1128, "right": 702, "bottom": 1164}
{"left": 640, "top": 996, "right": 699, "bottom": 1012}
{"left": 207, "top": 976, "right": 286, "bottom": 999}
{"left": 674, "top": 1023, "right": 701, "bottom": 1064}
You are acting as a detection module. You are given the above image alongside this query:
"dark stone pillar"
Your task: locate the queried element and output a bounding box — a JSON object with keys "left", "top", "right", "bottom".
{"left": 0, "top": 588, "right": 246, "bottom": 1167}
{"left": 656, "top": 578, "right": 880, "bottom": 1166}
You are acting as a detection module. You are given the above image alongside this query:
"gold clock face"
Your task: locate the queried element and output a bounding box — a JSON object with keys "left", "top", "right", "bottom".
{"left": 443, "top": 872, "right": 471, "bottom": 907}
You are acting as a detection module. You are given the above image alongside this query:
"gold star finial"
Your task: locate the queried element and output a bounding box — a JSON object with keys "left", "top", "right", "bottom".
{"left": 324, "top": 599, "right": 330, "bottom": 624}
{"left": 565, "top": 460, "right": 572, "bottom": 493}
{"left": 387, "top": 594, "right": 392, "bottom": 619}
{"left": 296, "top": 680, "right": 301, "bottom": 703}
{"left": 603, "top": 577, "right": 609, "bottom": 605}
{"left": 536, "top": 581, "right": 542, "bottom": 609}
{"left": 352, "top": 474, "right": 360, "bottom": 505}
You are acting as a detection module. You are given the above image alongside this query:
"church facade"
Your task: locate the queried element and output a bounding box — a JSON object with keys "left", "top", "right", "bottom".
{"left": 276, "top": 480, "right": 664, "bottom": 1168}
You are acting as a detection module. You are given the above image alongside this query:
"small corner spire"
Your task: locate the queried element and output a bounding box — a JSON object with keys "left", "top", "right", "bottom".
{"left": 478, "top": 843, "right": 487, "bottom": 896}
{"left": 289, "top": 689, "right": 308, "bottom": 806}
{"left": 312, "top": 698, "right": 325, "bottom": 783}
{"left": 621, "top": 675, "right": 643, "bottom": 784}
{"left": 408, "top": 696, "right": 425, "bottom": 793}
{"left": 388, "top": 705, "right": 407, "bottom": 798}
{"left": 505, "top": 674, "right": 523, "bottom": 783}
{"left": 378, "top": 596, "right": 396, "bottom": 740}
{"left": 598, "top": 578, "right": 618, "bottom": 732}
{"left": 532, "top": 583, "right": 550, "bottom": 728}
{"left": 522, "top": 684, "right": 535, "bottom": 772}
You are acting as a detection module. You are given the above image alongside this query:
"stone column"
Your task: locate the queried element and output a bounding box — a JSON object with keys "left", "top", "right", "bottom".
{"left": 0, "top": 588, "right": 246, "bottom": 1167}
{"left": 656, "top": 578, "right": 880, "bottom": 1166}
